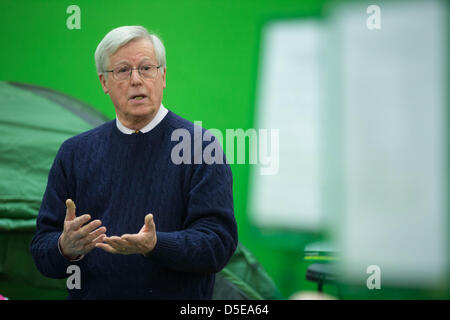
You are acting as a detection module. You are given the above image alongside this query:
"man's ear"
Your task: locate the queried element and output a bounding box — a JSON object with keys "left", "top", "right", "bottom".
{"left": 162, "top": 67, "right": 167, "bottom": 89}
{"left": 99, "top": 73, "right": 109, "bottom": 94}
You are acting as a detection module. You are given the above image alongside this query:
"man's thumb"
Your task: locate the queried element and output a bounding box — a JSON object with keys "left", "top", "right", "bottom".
{"left": 65, "top": 199, "right": 76, "bottom": 221}
{"left": 145, "top": 214, "right": 154, "bottom": 230}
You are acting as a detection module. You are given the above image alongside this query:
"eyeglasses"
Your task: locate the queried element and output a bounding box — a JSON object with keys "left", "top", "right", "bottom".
{"left": 105, "top": 63, "right": 162, "bottom": 81}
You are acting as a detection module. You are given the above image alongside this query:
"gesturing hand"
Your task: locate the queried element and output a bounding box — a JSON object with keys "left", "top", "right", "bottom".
{"left": 96, "top": 213, "right": 157, "bottom": 256}
{"left": 59, "top": 199, "right": 107, "bottom": 260}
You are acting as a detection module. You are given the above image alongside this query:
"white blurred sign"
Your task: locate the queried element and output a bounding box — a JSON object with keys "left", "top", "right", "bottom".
{"left": 332, "top": 0, "right": 448, "bottom": 287}
{"left": 249, "top": 20, "right": 323, "bottom": 231}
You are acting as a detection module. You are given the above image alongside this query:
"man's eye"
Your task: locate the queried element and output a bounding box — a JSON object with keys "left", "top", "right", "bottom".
{"left": 141, "top": 65, "right": 151, "bottom": 71}
{"left": 116, "top": 67, "right": 129, "bottom": 73}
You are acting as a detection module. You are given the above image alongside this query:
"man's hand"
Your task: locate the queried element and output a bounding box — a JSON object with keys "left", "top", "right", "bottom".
{"left": 95, "top": 214, "right": 157, "bottom": 256}
{"left": 59, "top": 199, "right": 107, "bottom": 260}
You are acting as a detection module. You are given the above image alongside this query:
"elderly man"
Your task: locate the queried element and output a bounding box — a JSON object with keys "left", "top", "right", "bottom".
{"left": 30, "top": 26, "right": 238, "bottom": 299}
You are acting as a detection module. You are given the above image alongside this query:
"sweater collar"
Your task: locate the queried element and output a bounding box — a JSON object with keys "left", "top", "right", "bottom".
{"left": 115, "top": 104, "right": 168, "bottom": 134}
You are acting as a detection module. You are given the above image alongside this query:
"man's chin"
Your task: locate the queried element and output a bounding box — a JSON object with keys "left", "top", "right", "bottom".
{"left": 128, "top": 103, "right": 156, "bottom": 115}
{"left": 124, "top": 106, "right": 157, "bottom": 122}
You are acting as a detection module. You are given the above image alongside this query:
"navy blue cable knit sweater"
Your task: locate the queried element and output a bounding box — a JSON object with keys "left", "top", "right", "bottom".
{"left": 30, "top": 110, "right": 238, "bottom": 299}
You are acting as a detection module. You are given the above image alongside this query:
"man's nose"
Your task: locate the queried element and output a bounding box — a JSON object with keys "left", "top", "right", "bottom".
{"left": 130, "top": 68, "right": 143, "bottom": 85}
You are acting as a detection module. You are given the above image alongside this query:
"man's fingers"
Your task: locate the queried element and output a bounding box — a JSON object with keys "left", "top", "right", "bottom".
{"left": 121, "top": 233, "right": 140, "bottom": 243}
{"left": 106, "top": 235, "right": 122, "bottom": 242}
{"left": 95, "top": 243, "right": 118, "bottom": 254}
{"left": 98, "top": 236, "right": 131, "bottom": 254}
{"left": 83, "top": 226, "right": 107, "bottom": 244}
{"left": 65, "top": 199, "right": 76, "bottom": 221}
{"left": 103, "top": 236, "right": 127, "bottom": 248}
{"left": 77, "top": 219, "right": 102, "bottom": 239}
{"left": 93, "top": 233, "right": 107, "bottom": 243}
{"left": 83, "top": 233, "right": 106, "bottom": 251}
{"left": 69, "top": 214, "right": 92, "bottom": 231}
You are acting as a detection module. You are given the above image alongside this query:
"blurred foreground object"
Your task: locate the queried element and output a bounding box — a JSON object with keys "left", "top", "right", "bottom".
{"left": 326, "top": 0, "right": 449, "bottom": 289}
{"left": 290, "top": 291, "right": 337, "bottom": 300}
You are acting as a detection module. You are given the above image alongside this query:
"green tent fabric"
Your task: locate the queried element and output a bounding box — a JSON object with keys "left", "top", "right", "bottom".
{"left": 0, "top": 81, "right": 109, "bottom": 231}
{"left": 0, "top": 81, "right": 110, "bottom": 297}
{"left": 0, "top": 82, "right": 281, "bottom": 299}
{"left": 213, "top": 242, "right": 283, "bottom": 300}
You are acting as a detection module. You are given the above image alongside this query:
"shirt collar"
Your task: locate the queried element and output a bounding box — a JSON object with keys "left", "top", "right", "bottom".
{"left": 116, "top": 104, "right": 168, "bottom": 134}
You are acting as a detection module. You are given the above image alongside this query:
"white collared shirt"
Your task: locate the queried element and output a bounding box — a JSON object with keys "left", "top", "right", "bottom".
{"left": 116, "top": 104, "right": 168, "bottom": 134}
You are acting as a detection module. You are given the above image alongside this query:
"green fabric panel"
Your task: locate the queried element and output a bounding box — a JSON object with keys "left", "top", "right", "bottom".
{"left": 0, "top": 276, "right": 66, "bottom": 300}
{"left": 217, "top": 268, "right": 265, "bottom": 300}
{"left": 0, "top": 232, "right": 66, "bottom": 290}
{"left": 213, "top": 272, "right": 251, "bottom": 300}
{"left": 0, "top": 82, "right": 93, "bottom": 225}
{"left": 214, "top": 243, "right": 283, "bottom": 300}
{"left": 0, "top": 218, "right": 36, "bottom": 232}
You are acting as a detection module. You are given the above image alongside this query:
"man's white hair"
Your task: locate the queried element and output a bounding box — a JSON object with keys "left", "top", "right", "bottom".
{"left": 95, "top": 26, "right": 166, "bottom": 75}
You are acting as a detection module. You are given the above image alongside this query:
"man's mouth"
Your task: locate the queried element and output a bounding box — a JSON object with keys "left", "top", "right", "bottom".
{"left": 129, "top": 94, "right": 148, "bottom": 101}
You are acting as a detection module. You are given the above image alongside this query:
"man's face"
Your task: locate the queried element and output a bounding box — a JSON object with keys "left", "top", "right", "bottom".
{"left": 99, "top": 38, "right": 166, "bottom": 126}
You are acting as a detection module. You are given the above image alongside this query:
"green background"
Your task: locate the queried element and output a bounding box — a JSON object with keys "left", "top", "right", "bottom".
{"left": 0, "top": 0, "right": 328, "bottom": 299}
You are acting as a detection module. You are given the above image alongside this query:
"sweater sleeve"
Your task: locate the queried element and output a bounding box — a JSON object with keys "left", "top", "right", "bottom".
{"left": 147, "top": 155, "right": 238, "bottom": 274}
{"left": 30, "top": 141, "right": 77, "bottom": 278}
